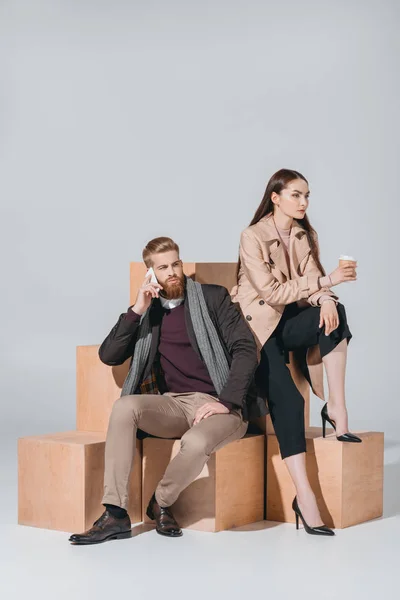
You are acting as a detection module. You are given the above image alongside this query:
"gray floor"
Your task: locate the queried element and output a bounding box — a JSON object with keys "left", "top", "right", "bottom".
{"left": 2, "top": 434, "right": 399, "bottom": 600}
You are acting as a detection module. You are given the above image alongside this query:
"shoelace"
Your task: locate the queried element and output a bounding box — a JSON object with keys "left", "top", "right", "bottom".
{"left": 93, "top": 512, "right": 109, "bottom": 529}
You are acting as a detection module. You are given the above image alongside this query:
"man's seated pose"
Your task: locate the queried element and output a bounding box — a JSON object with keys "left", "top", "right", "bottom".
{"left": 69, "top": 236, "right": 267, "bottom": 545}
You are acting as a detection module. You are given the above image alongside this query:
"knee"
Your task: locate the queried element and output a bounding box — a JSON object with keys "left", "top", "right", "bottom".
{"left": 110, "top": 395, "right": 141, "bottom": 424}
{"left": 268, "top": 379, "right": 304, "bottom": 414}
{"left": 180, "top": 430, "right": 210, "bottom": 457}
{"left": 319, "top": 302, "right": 348, "bottom": 326}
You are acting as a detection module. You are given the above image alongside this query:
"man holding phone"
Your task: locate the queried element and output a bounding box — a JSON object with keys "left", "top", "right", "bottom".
{"left": 69, "top": 236, "right": 267, "bottom": 545}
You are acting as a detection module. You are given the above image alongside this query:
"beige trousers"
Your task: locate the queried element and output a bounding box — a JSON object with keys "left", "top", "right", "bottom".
{"left": 102, "top": 392, "right": 248, "bottom": 509}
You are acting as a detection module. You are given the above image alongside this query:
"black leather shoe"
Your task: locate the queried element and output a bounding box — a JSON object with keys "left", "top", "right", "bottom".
{"left": 69, "top": 510, "right": 131, "bottom": 545}
{"left": 321, "top": 403, "right": 362, "bottom": 443}
{"left": 146, "top": 493, "right": 183, "bottom": 537}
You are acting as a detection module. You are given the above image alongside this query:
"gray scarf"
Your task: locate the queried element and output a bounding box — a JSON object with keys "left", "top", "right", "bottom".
{"left": 121, "top": 278, "right": 230, "bottom": 397}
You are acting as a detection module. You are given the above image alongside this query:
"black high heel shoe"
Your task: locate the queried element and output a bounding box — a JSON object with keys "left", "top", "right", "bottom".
{"left": 292, "top": 497, "right": 335, "bottom": 536}
{"left": 321, "top": 403, "right": 362, "bottom": 443}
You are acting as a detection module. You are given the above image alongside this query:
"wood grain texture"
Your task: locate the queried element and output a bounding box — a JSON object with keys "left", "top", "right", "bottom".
{"left": 194, "top": 263, "right": 237, "bottom": 292}
{"left": 18, "top": 432, "right": 142, "bottom": 532}
{"left": 76, "top": 345, "right": 130, "bottom": 432}
{"left": 142, "top": 434, "right": 264, "bottom": 532}
{"left": 266, "top": 427, "right": 384, "bottom": 529}
{"left": 215, "top": 434, "right": 265, "bottom": 531}
{"left": 342, "top": 431, "right": 384, "bottom": 527}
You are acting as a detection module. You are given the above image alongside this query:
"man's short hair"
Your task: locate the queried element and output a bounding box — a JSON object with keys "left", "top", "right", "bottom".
{"left": 142, "top": 237, "right": 180, "bottom": 267}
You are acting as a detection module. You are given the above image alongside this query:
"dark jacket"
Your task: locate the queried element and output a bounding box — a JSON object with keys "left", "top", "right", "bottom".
{"left": 99, "top": 283, "right": 268, "bottom": 421}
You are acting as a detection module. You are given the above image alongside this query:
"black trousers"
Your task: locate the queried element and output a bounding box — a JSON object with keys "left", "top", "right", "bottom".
{"left": 256, "top": 302, "right": 352, "bottom": 459}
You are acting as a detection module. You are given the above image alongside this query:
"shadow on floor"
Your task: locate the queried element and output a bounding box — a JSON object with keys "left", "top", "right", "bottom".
{"left": 383, "top": 461, "right": 400, "bottom": 518}
{"left": 228, "top": 519, "right": 281, "bottom": 532}
{"left": 130, "top": 523, "right": 155, "bottom": 538}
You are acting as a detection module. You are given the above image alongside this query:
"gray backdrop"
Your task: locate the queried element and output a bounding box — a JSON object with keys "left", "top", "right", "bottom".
{"left": 1, "top": 0, "right": 398, "bottom": 440}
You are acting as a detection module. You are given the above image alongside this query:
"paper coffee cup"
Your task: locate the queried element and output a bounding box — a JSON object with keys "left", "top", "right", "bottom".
{"left": 339, "top": 254, "right": 357, "bottom": 267}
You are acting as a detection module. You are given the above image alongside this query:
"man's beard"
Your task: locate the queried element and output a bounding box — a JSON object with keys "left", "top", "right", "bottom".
{"left": 161, "top": 274, "right": 185, "bottom": 299}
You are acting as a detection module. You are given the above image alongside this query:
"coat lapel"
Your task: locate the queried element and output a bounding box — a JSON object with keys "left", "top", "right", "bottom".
{"left": 261, "top": 215, "right": 290, "bottom": 279}
{"left": 269, "top": 240, "right": 290, "bottom": 280}
{"left": 290, "top": 222, "right": 311, "bottom": 275}
{"left": 259, "top": 214, "right": 311, "bottom": 278}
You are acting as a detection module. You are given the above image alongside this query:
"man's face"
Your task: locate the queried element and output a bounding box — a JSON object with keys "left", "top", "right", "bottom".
{"left": 150, "top": 250, "right": 185, "bottom": 299}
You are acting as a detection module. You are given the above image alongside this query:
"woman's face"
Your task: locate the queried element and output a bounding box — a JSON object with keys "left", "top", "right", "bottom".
{"left": 272, "top": 178, "right": 310, "bottom": 219}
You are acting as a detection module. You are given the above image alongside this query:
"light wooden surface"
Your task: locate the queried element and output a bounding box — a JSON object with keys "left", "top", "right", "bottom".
{"left": 342, "top": 430, "right": 384, "bottom": 528}
{"left": 76, "top": 345, "right": 130, "bottom": 432}
{"left": 18, "top": 432, "right": 142, "bottom": 532}
{"left": 142, "top": 434, "right": 264, "bottom": 532}
{"left": 215, "top": 434, "right": 265, "bottom": 531}
{"left": 266, "top": 427, "right": 384, "bottom": 529}
{"left": 194, "top": 262, "right": 238, "bottom": 291}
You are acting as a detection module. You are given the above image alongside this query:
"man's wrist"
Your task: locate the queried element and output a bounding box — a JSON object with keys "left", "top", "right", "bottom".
{"left": 125, "top": 306, "right": 142, "bottom": 322}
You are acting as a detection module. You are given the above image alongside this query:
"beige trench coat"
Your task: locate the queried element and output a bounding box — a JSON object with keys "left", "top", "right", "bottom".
{"left": 231, "top": 213, "right": 338, "bottom": 400}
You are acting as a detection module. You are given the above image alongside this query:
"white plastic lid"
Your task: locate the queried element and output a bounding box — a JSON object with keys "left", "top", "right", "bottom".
{"left": 339, "top": 254, "right": 356, "bottom": 261}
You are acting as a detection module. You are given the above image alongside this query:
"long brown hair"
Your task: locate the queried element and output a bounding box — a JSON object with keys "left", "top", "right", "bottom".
{"left": 236, "top": 168, "right": 325, "bottom": 278}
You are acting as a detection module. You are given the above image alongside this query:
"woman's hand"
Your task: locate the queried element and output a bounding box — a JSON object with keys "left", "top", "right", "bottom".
{"left": 319, "top": 300, "right": 339, "bottom": 335}
{"left": 328, "top": 264, "right": 357, "bottom": 286}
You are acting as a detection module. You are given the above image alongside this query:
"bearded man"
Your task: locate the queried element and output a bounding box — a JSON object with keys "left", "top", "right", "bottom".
{"left": 69, "top": 236, "right": 266, "bottom": 545}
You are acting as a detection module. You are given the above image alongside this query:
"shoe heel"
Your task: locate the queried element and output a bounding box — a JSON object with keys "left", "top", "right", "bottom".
{"left": 295, "top": 511, "right": 299, "bottom": 530}
{"left": 116, "top": 530, "right": 132, "bottom": 540}
{"left": 146, "top": 506, "right": 154, "bottom": 521}
{"left": 322, "top": 416, "right": 326, "bottom": 438}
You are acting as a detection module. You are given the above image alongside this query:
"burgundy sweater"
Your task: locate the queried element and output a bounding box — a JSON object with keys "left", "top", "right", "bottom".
{"left": 128, "top": 303, "right": 233, "bottom": 410}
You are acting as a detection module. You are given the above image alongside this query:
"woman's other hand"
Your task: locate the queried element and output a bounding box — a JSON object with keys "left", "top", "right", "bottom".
{"left": 319, "top": 300, "right": 339, "bottom": 335}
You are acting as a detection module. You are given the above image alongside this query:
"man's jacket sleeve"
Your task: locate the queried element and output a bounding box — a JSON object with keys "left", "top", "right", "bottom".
{"left": 213, "top": 287, "right": 259, "bottom": 409}
{"left": 98, "top": 307, "right": 141, "bottom": 366}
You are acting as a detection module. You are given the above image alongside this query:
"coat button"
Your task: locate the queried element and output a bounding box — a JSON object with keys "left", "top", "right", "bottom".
{"left": 259, "top": 300, "right": 265, "bottom": 305}
{"left": 246, "top": 315, "right": 252, "bottom": 321}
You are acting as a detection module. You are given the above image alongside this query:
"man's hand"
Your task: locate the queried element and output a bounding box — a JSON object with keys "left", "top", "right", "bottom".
{"left": 319, "top": 300, "right": 339, "bottom": 335}
{"left": 193, "top": 402, "right": 229, "bottom": 425}
{"left": 132, "top": 273, "right": 163, "bottom": 316}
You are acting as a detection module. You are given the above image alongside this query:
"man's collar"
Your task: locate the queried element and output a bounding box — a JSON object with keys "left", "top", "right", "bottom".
{"left": 159, "top": 295, "right": 184, "bottom": 310}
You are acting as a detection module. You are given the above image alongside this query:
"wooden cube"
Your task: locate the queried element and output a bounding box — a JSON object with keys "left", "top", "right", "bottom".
{"left": 142, "top": 434, "right": 265, "bottom": 532}
{"left": 266, "top": 427, "right": 384, "bottom": 528}
{"left": 18, "top": 431, "right": 142, "bottom": 532}
{"left": 130, "top": 262, "right": 237, "bottom": 305}
{"left": 76, "top": 345, "right": 130, "bottom": 432}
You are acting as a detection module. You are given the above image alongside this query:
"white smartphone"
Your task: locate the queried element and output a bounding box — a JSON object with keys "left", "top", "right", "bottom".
{"left": 146, "top": 267, "right": 159, "bottom": 285}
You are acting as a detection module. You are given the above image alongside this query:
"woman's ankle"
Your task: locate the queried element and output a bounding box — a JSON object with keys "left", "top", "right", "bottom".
{"left": 296, "top": 488, "right": 316, "bottom": 505}
{"left": 327, "top": 399, "right": 348, "bottom": 414}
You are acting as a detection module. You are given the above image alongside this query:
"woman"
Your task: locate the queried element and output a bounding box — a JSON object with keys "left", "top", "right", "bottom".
{"left": 231, "top": 168, "right": 360, "bottom": 536}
